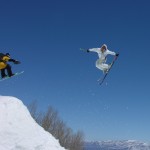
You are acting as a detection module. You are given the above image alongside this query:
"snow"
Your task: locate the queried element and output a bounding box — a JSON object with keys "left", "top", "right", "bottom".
{"left": 84, "top": 140, "right": 150, "bottom": 150}
{"left": 0, "top": 96, "right": 66, "bottom": 150}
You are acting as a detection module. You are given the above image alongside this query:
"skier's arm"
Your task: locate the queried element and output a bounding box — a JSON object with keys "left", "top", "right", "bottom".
{"left": 106, "top": 49, "right": 116, "bottom": 56}
{"left": 107, "top": 50, "right": 119, "bottom": 57}
{"left": 87, "top": 48, "right": 100, "bottom": 53}
{"left": 9, "top": 59, "right": 21, "bottom": 64}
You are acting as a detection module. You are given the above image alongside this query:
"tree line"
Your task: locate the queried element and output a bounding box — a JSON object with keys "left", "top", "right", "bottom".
{"left": 28, "top": 101, "right": 84, "bottom": 150}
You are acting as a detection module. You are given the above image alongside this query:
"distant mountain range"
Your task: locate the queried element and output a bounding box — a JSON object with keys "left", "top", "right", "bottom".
{"left": 83, "top": 140, "right": 150, "bottom": 150}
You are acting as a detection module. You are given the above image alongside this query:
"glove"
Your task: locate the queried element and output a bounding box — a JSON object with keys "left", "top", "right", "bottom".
{"left": 14, "top": 60, "right": 21, "bottom": 64}
{"left": 116, "top": 53, "right": 119, "bottom": 57}
{"left": 87, "top": 49, "right": 90, "bottom": 52}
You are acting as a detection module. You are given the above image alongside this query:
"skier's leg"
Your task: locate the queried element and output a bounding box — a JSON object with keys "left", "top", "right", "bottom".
{"left": 6, "top": 64, "right": 14, "bottom": 77}
{"left": 96, "top": 59, "right": 109, "bottom": 73}
{"left": 1, "top": 69, "right": 7, "bottom": 78}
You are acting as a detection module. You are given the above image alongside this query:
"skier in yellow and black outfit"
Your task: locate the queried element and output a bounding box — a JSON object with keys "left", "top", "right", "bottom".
{"left": 0, "top": 53, "right": 20, "bottom": 78}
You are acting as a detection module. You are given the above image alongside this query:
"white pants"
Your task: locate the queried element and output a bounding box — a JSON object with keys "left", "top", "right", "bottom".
{"left": 95, "top": 59, "right": 109, "bottom": 72}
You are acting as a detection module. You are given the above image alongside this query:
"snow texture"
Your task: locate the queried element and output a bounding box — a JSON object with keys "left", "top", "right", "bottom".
{"left": 0, "top": 96, "right": 66, "bottom": 150}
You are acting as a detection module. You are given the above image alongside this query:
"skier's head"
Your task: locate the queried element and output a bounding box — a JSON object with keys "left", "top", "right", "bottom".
{"left": 5, "top": 53, "right": 10, "bottom": 57}
{"left": 101, "top": 44, "right": 107, "bottom": 52}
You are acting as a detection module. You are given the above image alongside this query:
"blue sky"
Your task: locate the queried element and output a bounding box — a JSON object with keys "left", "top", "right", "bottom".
{"left": 0, "top": 0, "right": 150, "bottom": 142}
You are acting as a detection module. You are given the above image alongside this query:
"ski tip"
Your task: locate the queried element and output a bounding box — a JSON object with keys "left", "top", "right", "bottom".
{"left": 80, "top": 48, "right": 86, "bottom": 51}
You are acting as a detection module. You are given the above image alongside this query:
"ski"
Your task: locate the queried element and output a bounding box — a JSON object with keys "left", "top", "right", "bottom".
{"left": 0, "top": 71, "right": 24, "bottom": 82}
{"left": 98, "top": 56, "right": 118, "bottom": 85}
{"left": 80, "top": 48, "right": 87, "bottom": 52}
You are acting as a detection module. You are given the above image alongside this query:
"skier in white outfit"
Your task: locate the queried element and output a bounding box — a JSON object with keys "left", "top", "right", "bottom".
{"left": 87, "top": 44, "right": 119, "bottom": 73}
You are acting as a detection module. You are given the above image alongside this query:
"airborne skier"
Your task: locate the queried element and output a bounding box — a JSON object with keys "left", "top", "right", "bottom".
{"left": 0, "top": 53, "right": 20, "bottom": 78}
{"left": 87, "top": 44, "right": 119, "bottom": 73}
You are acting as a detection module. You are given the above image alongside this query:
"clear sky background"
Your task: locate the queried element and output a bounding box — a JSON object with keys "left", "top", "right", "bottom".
{"left": 0, "top": 0, "right": 150, "bottom": 142}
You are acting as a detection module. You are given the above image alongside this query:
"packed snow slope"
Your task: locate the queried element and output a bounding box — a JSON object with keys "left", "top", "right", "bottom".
{"left": 0, "top": 96, "right": 66, "bottom": 150}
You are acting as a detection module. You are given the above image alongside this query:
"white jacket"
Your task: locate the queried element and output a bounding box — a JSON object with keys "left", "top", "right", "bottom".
{"left": 89, "top": 46, "right": 116, "bottom": 62}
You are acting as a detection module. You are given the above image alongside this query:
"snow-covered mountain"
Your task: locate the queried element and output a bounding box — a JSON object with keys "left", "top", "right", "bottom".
{"left": 84, "top": 140, "right": 150, "bottom": 150}
{"left": 0, "top": 96, "right": 66, "bottom": 150}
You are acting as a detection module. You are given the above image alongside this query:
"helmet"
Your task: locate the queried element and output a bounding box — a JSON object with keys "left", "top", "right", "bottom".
{"left": 5, "top": 53, "right": 10, "bottom": 56}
